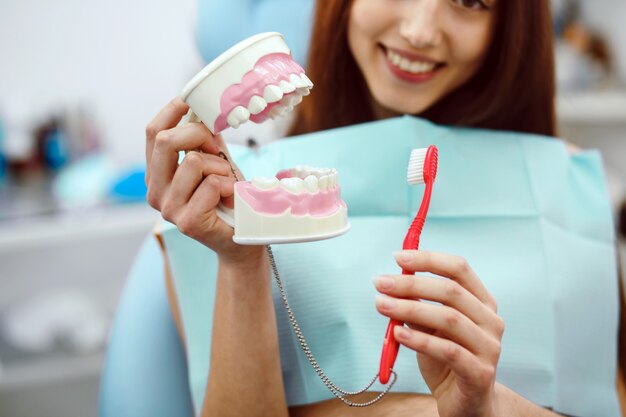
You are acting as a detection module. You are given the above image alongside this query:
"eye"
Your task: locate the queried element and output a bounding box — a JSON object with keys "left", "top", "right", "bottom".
{"left": 451, "top": 0, "right": 490, "bottom": 11}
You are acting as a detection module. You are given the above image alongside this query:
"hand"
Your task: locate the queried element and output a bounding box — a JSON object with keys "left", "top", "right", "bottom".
{"left": 374, "top": 250, "right": 505, "bottom": 417}
{"left": 145, "top": 98, "right": 261, "bottom": 264}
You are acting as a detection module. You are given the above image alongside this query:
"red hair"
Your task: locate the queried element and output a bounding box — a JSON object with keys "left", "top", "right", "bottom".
{"left": 289, "top": 0, "right": 556, "bottom": 137}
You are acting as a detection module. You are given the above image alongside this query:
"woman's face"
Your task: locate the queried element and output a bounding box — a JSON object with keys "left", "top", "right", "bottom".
{"left": 348, "top": 0, "right": 495, "bottom": 118}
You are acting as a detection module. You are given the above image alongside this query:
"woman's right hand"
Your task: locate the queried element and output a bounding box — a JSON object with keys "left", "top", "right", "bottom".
{"left": 145, "top": 98, "right": 261, "bottom": 264}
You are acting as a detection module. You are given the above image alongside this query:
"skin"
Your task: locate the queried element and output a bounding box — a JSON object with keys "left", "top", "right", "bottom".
{"left": 145, "top": 1, "right": 567, "bottom": 416}
{"left": 348, "top": 0, "right": 494, "bottom": 118}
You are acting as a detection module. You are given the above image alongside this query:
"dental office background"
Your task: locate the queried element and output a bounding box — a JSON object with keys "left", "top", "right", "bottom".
{"left": 0, "top": 0, "right": 625, "bottom": 416}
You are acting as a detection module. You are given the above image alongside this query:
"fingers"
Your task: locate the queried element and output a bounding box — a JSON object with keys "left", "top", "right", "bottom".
{"left": 145, "top": 98, "right": 189, "bottom": 170}
{"left": 393, "top": 251, "right": 498, "bottom": 313}
{"left": 393, "top": 326, "right": 497, "bottom": 389}
{"left": 373, "top": 274, "right": 498, "bottom": 330}
{"left": 160, "top": 152, "right": 234, "bottom": 219}
{"left": 145, "top": 98, "right": 223, "bottom": 185}
{"left": 375, "top": 295, "right": 500, "bottom": 357}
{"left": 178, "top": 175, "right": 236, "bottom": 239}
{"left": 147, "top": 123, "right": 224, "bottom": 209}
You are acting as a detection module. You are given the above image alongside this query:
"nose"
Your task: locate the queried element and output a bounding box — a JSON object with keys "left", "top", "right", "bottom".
{"left": 399, "top": 0, "right": 443, "bottom": 49}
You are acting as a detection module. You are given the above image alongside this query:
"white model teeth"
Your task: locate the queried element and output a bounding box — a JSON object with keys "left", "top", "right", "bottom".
{"left": 289, "top": 73, "right": 305, "bottom": 88}
{"left": 269, "top": 104, "right": 288, "bottom": 119}
{"left": 290, "top": 94, "right": 303, "bottom": 106}
{"left": 248, "top": 95, "right": 267, "bottom": 115}
{"left": 293, "top": 165, "right": 309, "bottom": 178}
{"left": 328, "top": 172, "right": 337, "bottom": 188}
{"left": 295, "top": 73, "right": 312, "bottom": 96}
{"left": 280, "top": 177, "right": 304, "bottom": 193}
{"left": 301, "top": 74, "right": 314, "bottom": 88}
{"left": 227, "top": 106, "right": 250, "bottom": 128}
{"left": 264, "top": 84, "right": 284, "bottom": 103}
{"left": 281, "top": 93, "right": 301, "bottom": 108}
{"left": 319, "top": 175, "right": 329, "bottom": 191}
{"left": 251, "top": 177, "right": 279, "bottom": 190}
{"left": 386, "top": 49, "right": 437, "bottom": 74}
{"left": 303, "top": 175, "right": 319, "bottom": 192}
{"left": 279, "top": 80, "right": 296, "bottom": 93}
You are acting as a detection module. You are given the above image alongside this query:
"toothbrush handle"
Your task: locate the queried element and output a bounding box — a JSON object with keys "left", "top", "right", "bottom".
{"left": 379, "top": 267, "right": 414, "bottom": 384}
{"left": 379, "top": 184, "right": 431, "bottom": 384}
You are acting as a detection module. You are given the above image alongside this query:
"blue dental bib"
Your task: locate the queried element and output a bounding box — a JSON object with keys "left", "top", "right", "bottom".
{"left": 158, "top": 116, "right": 621, "bottom": 417}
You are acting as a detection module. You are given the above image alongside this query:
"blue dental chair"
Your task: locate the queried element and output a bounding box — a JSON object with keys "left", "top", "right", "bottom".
{"left": 99, "top": 237, "right": 194, "bottom": 416}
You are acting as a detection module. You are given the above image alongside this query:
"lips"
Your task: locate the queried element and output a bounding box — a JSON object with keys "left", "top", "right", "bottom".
{"left": 379, "top": 44, "right": 445, "bottom": 84}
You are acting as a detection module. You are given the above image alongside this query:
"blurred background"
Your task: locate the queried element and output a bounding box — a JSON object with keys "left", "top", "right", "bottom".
{"left": 0, "top": 0, "right": 625, "bottom": 416}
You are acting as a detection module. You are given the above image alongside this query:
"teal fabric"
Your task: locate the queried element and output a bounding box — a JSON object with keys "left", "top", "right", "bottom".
{"left": 159, "top": 116, "right": 621, "bottom": 416}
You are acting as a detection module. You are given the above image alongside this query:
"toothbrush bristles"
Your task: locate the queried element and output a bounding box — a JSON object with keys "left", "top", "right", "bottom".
{"left": 407, "top": 148, "right": 427, "bottom": 185}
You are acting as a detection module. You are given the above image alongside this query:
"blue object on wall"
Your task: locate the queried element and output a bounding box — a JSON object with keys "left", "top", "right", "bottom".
{"left": 109, "top": 165, "right": 148, "bottom": 203}
{"left": 44, "top": 128, "right": 70, "bottom": 170}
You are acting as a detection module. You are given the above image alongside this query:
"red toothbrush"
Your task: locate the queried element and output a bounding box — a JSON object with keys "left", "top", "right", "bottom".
{"left": 379, "top": 145, "right": 439, "bottom": 384}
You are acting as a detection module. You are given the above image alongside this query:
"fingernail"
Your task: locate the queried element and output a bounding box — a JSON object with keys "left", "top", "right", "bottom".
{"left": 393, "top": 251, "right": 411, "bottom": 263}
{"left": 374, "top": 276, "right": 394, "bottom": 290}
{"left": 395, "top": 327, "right": 410, "bottom": 340}
{"left": 376, "top": 295, "right": 396, "bottom": 310}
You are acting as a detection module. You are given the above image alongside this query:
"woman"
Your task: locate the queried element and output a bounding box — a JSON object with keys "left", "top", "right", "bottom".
{"left": 144, "top": 0, "right": 624, "bottom": 416}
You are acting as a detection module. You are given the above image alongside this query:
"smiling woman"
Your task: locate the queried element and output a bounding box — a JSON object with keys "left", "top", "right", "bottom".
{"left": 290, "top": 0, "right": 556, "bottom": 137}
{"left": 136, "top": 0, "right": 623, "bottom": 417}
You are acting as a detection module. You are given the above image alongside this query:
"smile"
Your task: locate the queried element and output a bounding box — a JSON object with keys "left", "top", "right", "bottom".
{"left": 380, "top": 45, "right": 445, "bottom": 83}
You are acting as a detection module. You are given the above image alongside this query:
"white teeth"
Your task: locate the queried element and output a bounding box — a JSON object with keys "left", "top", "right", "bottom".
{"left": 386, "top": 50, "right": 437, "bottom": 74}
{"left": 303, "top": 175, "right": 319, "bottom": 193}
{"left": 391, "top": 53, "right": 401, "bottom": 66}
{"left": 287, "top": 166, "right": 341, "bottom": 191}
{"left": 280, "top": 177, "right": 304, "bottom": 193}
{"left": 290, "top": 73, "right": 305, "bottom": 88}
{"left": 296, "top": 73, "right": 313, "bottom": 96}
{"left": 290, "top": 93, "right": 303, "bottom": 106}
{"left": 248, "top": 95, "right": 267, "bottom": 115}
{"left": 301, "top": 73, "right": 314, "bottom": 88}
{"left": 319, "top": 175, "right": 329, "bottom": 191}
{"left": 317, "top": 168, "right": 331, "bottom": 177}
{"left": 269, "top": 104, "right": 288, "bottom": 119}
{"left": 263, "top": 84, "right": 284, "bottom": 103}
{"left": 399, "top": 57, "right": 411, "bottom": 71}
{"left": 329, "top": 172, "right": 336, "bottom": 188}
{"left": 279, "top": 80, "right": 296, "bottom": 93}
{"left": 251, "top": 177, "right": 279, "bottom": 190}
{"left": 226, "top": 106, "right": 250, "bottom": 128}
{"left": 281, "top": 93, "right": 302, "bottom": 108}
{"left": 292, "top": 165, "right": 307, "bottom": 178}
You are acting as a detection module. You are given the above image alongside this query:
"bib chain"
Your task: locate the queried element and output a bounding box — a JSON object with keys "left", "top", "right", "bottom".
{"left": 221, "top": 151, "right": 398, "bottom": 406}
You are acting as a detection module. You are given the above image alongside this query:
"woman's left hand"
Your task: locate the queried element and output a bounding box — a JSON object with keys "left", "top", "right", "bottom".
{"left": 374, "top": 250, "right": 505, "bottom": 417}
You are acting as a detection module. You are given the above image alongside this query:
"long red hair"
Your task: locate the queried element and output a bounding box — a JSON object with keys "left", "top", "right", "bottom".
{"left": 289, "top": 0, "right": 556, "bottom": 137}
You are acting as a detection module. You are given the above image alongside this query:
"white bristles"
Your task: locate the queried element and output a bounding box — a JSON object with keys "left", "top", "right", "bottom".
{"left": 407, "top": 148, "right": 427, "bottom": 185}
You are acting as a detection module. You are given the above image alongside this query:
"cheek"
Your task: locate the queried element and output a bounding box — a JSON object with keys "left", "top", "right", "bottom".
{"left": 347, "top": 1, "right": 371, "bottom": 55}
{"left": 347, "top": 0, "right": 390, "bottom": 57}
{"left": 448, "top": 19, "right": 493, "bottom": 71}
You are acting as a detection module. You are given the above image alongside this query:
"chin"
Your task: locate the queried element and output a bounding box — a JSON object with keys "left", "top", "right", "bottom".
{"left": 373, "top": 90, "right": 436, "bottom": 118}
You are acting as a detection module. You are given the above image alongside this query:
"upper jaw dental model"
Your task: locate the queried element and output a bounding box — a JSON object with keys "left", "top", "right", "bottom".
{"left": 233, "top": 165, "right": 350, "bottom": 244}
{"left": 180, "top": 32, "right": 313, "bottom": 135}
{"left": 179, "top": 32, "right": 348, "bottom": 244}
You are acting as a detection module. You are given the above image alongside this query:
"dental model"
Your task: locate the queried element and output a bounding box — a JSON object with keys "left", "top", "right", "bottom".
{"left": 181, "top": 32, "right": 313, "bottom": 134}
{"left": 230, "top": 166, "right": 350, "bottom": 244}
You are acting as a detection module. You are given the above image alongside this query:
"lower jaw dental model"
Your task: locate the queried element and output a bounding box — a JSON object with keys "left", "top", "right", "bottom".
{"left": 179, "top": 32, "right": 396, "bottom": 406}
{"left": 233, "top": 166, "right": 350, "bottom": 244}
